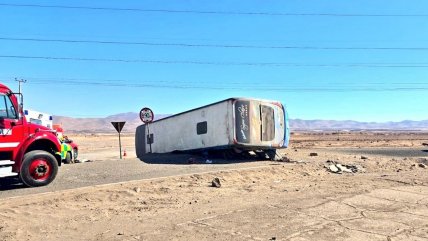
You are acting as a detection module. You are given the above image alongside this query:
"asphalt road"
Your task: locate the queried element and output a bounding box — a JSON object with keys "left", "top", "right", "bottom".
{"left": 335, "top": 147, "right": 428, "bottom": 158}
{"left": 0, "top": 147, "right": 426, "bottom": 199}
{"left": 0, "top": 154, "right": 274, "bottom": 199}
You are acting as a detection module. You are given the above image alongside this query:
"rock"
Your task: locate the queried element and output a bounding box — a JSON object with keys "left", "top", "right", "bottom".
{"left": 417, "top": 158, "right": 428, "bottom": 165}
{"left": 361, "top": 156, "right": 368, "bottom": 160}
{"left": 422, "top": 142, "right": 428, "bottom": 146}
{"left": 309, "top": 152, "right": 318, "bottom": 156}
{"left": 418, "top": 163, "right": 427, "bottom": 169}
{"left": 347, "top": 164, "right": 365, "bottom": 173}
{"left": 211, "top": 177, "right": 221, "bottom": 188}
{"left": 326, "top": 161, "right": 364, "bottom": 174}
{"left": 133, "top": 187, "right": 141, "bottom": 193}
{"left": 279, "top": 156, "right": 291, "bottom": 162}
{"left": 336, "top": 164, "right": 353, "bottom": 173}
{"left": 328, "top": 164, "right": 340, "bottom": 173}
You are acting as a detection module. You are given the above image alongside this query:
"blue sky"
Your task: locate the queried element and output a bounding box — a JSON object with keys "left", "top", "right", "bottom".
{"left": 1, "top": 0, "right": 427, "bottom": 122}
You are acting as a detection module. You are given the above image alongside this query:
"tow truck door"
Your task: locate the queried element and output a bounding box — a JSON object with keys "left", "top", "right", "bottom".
{"left": 0, "top": 93, "right": 22, "bottom": 154}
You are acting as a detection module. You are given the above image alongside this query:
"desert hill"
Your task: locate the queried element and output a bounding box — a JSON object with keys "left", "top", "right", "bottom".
{"left": 53, "top": 112, "right": 428, "bottom": 133}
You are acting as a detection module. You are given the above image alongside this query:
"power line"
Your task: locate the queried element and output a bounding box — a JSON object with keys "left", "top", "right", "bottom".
{"left": 2, "top": 36, "right": 428, "bottom": 51}
{"left": 2, "top": 78, "right": 427, "bottom": 92}
{"left": 26, "top": 80, "right": 428, "bottom": 92}
{"left": 2, "top": 76, "right": 426, "bottom": 87}
{"left": 1, "top": 55, "right": 428, "bottom": 68}
{"left": 0, "top": 3, "right": 427, "bottom": 17}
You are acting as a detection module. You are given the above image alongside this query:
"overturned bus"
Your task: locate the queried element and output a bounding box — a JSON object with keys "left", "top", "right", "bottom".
{"left": 135, "top": 98, "right": 290, "bottom": 159}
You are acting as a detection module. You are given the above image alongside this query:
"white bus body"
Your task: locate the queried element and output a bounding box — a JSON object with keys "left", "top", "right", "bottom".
{"left": 135, "top": 98, "right": 290, "bottom": 157}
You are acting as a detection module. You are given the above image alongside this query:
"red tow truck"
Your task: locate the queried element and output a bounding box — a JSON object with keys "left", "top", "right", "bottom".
{"left": 0, "top": 83, "right": 62, "bottom": 187}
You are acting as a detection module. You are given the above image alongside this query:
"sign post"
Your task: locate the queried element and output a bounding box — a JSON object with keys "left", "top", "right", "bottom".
{"left": 111, "top": 121, "right": 126, "bottom": 159}
{"left": 139, "top": 107, "right": 154, "bottom": 153}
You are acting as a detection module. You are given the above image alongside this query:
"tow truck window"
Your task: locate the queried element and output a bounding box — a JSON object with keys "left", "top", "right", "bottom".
{"left": 0, "top": 94, "right": 18, "bottom": 119}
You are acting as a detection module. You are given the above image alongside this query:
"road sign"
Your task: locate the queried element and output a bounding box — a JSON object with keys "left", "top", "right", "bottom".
{"left": 111, "top": 122, "right": 126, "bottom": 159}
{"left": 111, "top": 121, "right": 126, "bottom": 133}
{"left": 140, "top": 107, "right": 154, "bottom": 123}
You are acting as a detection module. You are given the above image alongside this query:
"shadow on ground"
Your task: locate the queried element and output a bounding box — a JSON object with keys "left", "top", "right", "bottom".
{"left": 0, "top": 177, "right": 27, "bottom": 191}
{"left": 138, "top": 152, "right": 265, "bottom": 165}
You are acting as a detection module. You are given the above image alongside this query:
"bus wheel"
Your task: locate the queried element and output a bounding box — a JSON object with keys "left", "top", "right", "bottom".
{"left": 266, "top": 150, "right": 277, "bottom": 160}
{"left": 20, "top": 150, "right": 58, "bottom": 187}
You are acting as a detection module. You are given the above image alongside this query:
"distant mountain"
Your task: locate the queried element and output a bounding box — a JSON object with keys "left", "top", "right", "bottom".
{"left": 53, "top": 112, "right": 171, "bottom": 133}
{"left": 291, "top": 119, "right": 428, "bottom": 131}
{"left": 53, "top": 112, "right": 428, "bottom": 133}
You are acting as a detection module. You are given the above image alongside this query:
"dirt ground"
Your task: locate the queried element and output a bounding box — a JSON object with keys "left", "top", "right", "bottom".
{"left": 0, "top": 132, "right": 427, "bottom": 241}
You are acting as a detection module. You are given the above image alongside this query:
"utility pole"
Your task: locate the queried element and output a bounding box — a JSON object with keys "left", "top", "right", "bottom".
{"left": 15, "top": 78, "right": 27, "bottom": 94}
{"left": 15, "top": 78, "right": 26, "bottom": 111}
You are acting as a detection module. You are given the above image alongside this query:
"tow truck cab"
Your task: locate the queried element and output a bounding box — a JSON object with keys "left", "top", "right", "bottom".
{"left": 0, "top": 83, "right": 62, "bottom": 187}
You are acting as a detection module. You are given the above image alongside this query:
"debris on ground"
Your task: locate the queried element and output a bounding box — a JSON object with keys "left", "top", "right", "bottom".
{"left": 272, "top": 153, "right": 285, "bottom": 161}
{"left": 75, "top": 159, "right": 91, "bottom": 163}
{"left": 211, "top": 177, "right": 221, "bottom": 188}
{"left": 325, "top": 160, "right": 365, "bottom": 174}
{"left": 276, "top": 155, "right": 291, "bottom": 162}
{"left": 276, "top": 156, "right": 308, "bottom": 164}
{"left": 417, "top": 158, "right": 428, "bottom": 165}
{"left": 309, "top": 153, "right": 318, "bottom": 157}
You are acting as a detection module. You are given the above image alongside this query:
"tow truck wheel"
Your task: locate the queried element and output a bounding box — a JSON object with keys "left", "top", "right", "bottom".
{"left": 20, "top": 150, "right": 58, "bottom": 187}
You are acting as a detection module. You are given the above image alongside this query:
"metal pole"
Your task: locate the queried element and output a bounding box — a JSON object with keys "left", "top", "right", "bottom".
{"left": 147, "top": 123, "right": 152, "bottom": 153}
{"left": 15, "top": 78, "right": 26, "bottom": 110}
{"left": 119, "top": 131, "right": 122, "bottom": 159}
{"left": 15, "top": 78, "right": 27, "bottom": 94}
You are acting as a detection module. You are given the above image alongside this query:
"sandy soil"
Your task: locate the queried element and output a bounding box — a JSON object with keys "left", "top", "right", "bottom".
{"left": 0, "top": 132, "right": 427, "bottom": 241}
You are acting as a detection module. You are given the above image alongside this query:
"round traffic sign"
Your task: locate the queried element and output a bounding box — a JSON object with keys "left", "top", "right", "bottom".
{"left": 140, "top": 107, "right": 154, "bottom": 123}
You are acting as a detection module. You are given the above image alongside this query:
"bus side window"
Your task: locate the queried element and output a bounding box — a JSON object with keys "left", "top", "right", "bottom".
{"left": 197, "top": 121, "right": 207, "bottom": 135}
